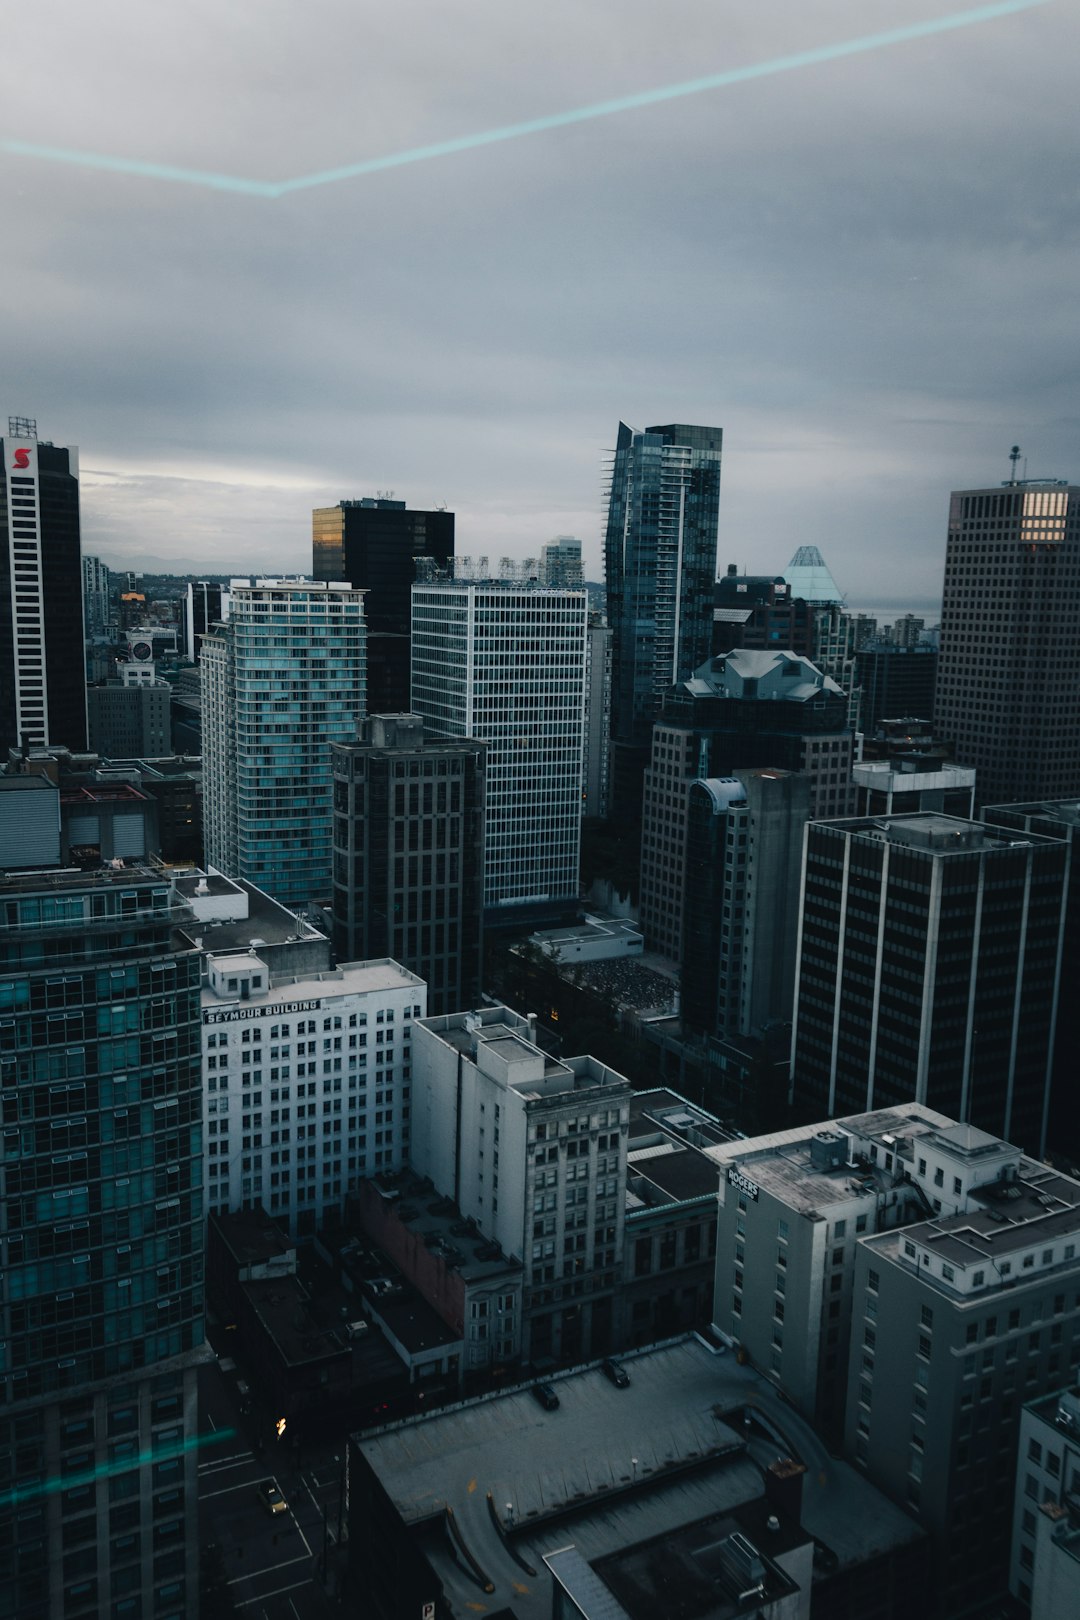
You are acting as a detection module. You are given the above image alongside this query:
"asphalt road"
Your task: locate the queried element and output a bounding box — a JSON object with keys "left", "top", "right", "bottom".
{"left": 198, "top": 1357, "right": 346, "bottom": 1618}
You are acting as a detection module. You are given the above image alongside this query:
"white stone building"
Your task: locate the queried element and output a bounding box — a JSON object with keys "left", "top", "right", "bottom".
{"left": 203, "top": 950, "right": 425, "bottom": 1237}
{"left": 410, "top": 1005, "right": 630, "bottom": 1362}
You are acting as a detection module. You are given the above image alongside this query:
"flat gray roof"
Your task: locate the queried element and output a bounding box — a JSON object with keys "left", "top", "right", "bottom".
{"left": 356, "top": 1335, "right": 921, "bottom": 1619}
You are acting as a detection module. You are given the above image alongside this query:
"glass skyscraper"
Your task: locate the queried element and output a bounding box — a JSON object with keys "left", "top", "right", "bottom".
{"left": 202, "top": 579, "right": 366, "bottom": 906}
{"left": 935, "top": 479, "right": 1080, "bottom": 804}
{"left": 603, "top": 421, "right": 722, "bottom": 818}
{"left": 0, "top": 864, "right": 205, "bottom": 1620}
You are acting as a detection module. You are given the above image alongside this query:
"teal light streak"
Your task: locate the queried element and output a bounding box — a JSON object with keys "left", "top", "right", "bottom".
{"left": 0, "top": 1426, "right": 237, "bottom": 1510}
{"left": 0, "top": 1, "right": 1058, "bottom": 199}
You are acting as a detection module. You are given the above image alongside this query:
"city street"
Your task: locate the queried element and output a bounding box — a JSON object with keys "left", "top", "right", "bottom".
{"left": 198, "top": 1356, "right": 346, "bottom": 1618}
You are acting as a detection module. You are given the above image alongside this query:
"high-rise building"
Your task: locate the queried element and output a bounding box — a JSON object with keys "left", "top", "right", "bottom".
{"left": 313, "top": 497, "right": 454, "bottom": 713}
{"left": 1, "top": 419, "right": 87, "bottom": 753}
{"left": 411, "top": 582, "right": 587, "bottom": 922}
{"left": 538, "top": 535, "right": 583, "bottom": 588}
{"left": 681, "top": 769, "right": 809, "bottom": 1041}
{"left": 935, "top": 477, "right": 1080, "bottom": 804}
{"left": 330, "top": 714, "right": 485, "bottom": 1014}
{"left": 845, "top": 1135, "right": 1080, "bottom": 1615}
{"left": 202, "top": 579, "right": 366, "bottom": 906}
{"left": 82, "top": 553, "right": 111, "bottom": 640}
{"left": 856, "top": 642, "right": 938, "bottom": 734}
{"left": 181, "top": 580, "right": 229, "bottom": 663}
{"left": 638, "top": 650, "right": 853, "bottom": 961}
{"left": 0, "top": 862, "right": 206, "bottom": 1620}
{"left": 604, "top": 421, "right": 722, "bottom": 818}
{"left": 982, "top": 799, "right": 1080, "bottom": 1157}
{"left": 790, "top": 812, "right": 1067, "bottom": 1155}
{"left": 583, "top": 614, "right": 611, "bottom": 819}
{"left": 411, "top": 1004, "right": 631, "bottom": 1362}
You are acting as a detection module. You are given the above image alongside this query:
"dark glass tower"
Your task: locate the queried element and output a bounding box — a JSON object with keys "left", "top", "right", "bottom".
{"left": 331, "top": 715, "right": 485, "bottom": 1014}
{"left": 1, "top": 425, "right": 87, "bottom": 754}
{"left": 313, "top": 498, "right": 455, "bottom": 713}
{"left": 790, "top": 813, "right": 1067, "bottom": 1155}
{"left": 935, "top": 478, "right": 1080, "bottom": 804}
{"left": 603, "top": 422, "right": 722, "bottom": 819}
{"left": 0, "top": 863, "right": 205, "bottom": 1620}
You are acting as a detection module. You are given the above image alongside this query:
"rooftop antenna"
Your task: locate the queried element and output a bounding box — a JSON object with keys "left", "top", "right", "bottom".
{"left": 1009, "top": 445, "right": 1021, "bottom": 485}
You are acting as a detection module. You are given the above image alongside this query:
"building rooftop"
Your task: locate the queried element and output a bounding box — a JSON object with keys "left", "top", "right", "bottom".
{"left": 202, "top": 958, "right": 424, "bottom": 1010}
{"left": 0, "top": 862, "right": 171, "bottom": 897}
{"left": 211, "top": 1208, "right": 294, "bottom": 1270}
{"left": 626, "top": 1091, "right": 730, "bottom": 1208}
{"left": 705, "top": 1105, "right": 956, "bottom": 1216}
{"left": 419, "top": 1007, "right": 629, "bottom": 1097}
{"left": 814, "top": 810, "right": 1059, "bottom": 855}
{"left": 361, "top": 1170, "right": 523, "bottom": 1284}
{"left": 242, "top": 1276, "right": 349, "bottom": 1368}
{"left": 367, "top": 1288, "right": 462, "bottom": 1358}
{"left": 356, "top": 1336, "right": 922, "bottom": 1620}
{"left": 870, "top": 1158, "right": 1080, "bottom": 1271}
{"left": 172, "top": 873, "right": 328, "bottom": 954}
{"left": 682, "top": 649, "right": 844, "bottom": 704}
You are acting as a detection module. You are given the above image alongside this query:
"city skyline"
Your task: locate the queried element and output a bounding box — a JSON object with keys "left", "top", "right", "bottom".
{"left": 3, "top": 1, "right": 1076, "bottom": 601}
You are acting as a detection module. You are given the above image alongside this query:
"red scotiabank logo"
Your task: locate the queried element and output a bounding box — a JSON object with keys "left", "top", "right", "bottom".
{"left": 12, "top": 448, "right": 31, "bottom": 469}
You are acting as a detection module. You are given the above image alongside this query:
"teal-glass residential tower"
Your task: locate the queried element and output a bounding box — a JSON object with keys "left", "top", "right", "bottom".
{"left": 202, "top": 579, "right": 367, "bottom": 906}
{"left": 603, "top": 421, "right": 722, "bottom": 819}
{"left": 0, "top": 864, "right": 205, "bottom": 1620}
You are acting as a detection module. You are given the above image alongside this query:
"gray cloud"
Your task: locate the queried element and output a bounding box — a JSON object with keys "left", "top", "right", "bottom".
{"left": 3, "top": 0, "right": 1077, "bottom": 607}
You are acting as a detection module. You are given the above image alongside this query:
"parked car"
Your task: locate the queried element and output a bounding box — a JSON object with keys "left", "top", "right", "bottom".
{"left": 256, "top": 1480, "right": 287, "bottom": 1515}
{"left": 601, "top": 1358, "right": 630, "bottom": 1388}
{"left": 530, "top": 1382, "right": 560, "bottom": 1411}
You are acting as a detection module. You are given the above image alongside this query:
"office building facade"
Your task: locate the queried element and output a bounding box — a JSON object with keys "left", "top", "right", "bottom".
{"left": 411, "top": 582, "right": 587, "bottom": 919}
{"left": 330, "top": 714, "right": 485, "bottom": 1015}
{"left": 1009, "top": 1386, "right": 1080, "bottom": 1610}
{"left": 604, "top": 421, "right": 722, "bottom": 817}
{"left": 202, "top": 947, "right": 424, "bottom": 1237}
{"left": 0, "top": 864, "right": 205, "bottom": 1620}
{"left": 538, "top": 535, "right": 583, "bottom": 588}
{"left": 1, "top": 421, "right": 87, "bottom": 754}
{"left": 983, "top": 799, "right": 1080, "bottom": 1157}
{"left": 847, "top": 1140, "right": 1080, "bottom": 1615}
{"left": 411, "top": 1005, "right": 631, "bottom": 1363}
{"left": 710, "top": 1104, "right": 955, "bottom": 1437}
{"left": 82, "top": 553, "right": 111, "bottom": 641}
{"left": 181, "top": 580, "right": 228, "bottom": 663}
{"left": 681, "top": 768, "right": 809, "bottom": 1041}
{"left": 639, "top": 650, "right": 853, "bottom": 961}
{"left": 202, "top": 579, "right": 366, "bottom": 907}
{"left": 790, "top": 813, "right": 1067, "bottom": 1156}
{"left": 935, "top": 479, "right": 1080, "bottom": 804}
{"left": 313, "top": 498, "right": 454, "bottom": 713}
{"left": 87, "top": 675, "right": 172, "bottom": 759}
{"left": 583, "top": 615, "right": 612, "bottom": 820}
{"left": 856, "top": 643, "right": 938, "bottom": 734}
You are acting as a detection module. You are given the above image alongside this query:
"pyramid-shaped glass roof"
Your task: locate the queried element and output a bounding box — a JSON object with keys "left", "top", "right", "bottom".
{"left": 783, "top": 546, "right": 844, "bottom": 604}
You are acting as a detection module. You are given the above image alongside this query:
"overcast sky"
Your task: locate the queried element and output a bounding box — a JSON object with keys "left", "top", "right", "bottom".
{"left": 3, "top": 0, "right": 1076, "bottom": 608}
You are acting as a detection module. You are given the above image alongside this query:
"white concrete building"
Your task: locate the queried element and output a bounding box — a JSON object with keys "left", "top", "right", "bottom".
{"left": 411, "top": 1005, "right": 630, "bottom": 1362}
{"left": 410, "top": 582, "right": 587, "bottom": 915}
{"left": 203, "top": 950, "right": 425, "bottom": 1238}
